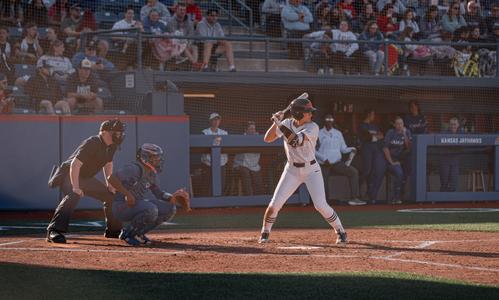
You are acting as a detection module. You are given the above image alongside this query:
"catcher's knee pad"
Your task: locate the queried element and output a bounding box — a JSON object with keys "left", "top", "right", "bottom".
{"left": 144, "top": 206, "right": 159, "bottom": 223}
{"left": 162, "top": 205, "right": 177, "bottom": 223}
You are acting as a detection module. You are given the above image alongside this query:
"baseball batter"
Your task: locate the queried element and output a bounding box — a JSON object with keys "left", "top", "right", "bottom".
{"left": 258, "top": 93, "right": 347, "bottom": 244}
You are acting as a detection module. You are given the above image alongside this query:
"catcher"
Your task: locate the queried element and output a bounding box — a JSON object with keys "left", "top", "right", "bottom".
{"left": 108, "top": 143, "right": 191, "bottom": 246}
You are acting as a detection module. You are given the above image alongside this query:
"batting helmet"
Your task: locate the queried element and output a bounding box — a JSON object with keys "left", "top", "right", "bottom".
{"left": 290, "top": 93, "right": 316, "bottom": 120}
{"left": 137, "top": 143, "right": 165, "bottom": 173}
{"left": 100, "top": 119, "right": 126, "bottom": 145}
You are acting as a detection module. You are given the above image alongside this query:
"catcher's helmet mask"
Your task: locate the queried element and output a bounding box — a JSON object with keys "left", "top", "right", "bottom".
{"left": 290, "top": 94, "right": 316, "bottom": 121}
{"left": 137, "top": 143, "right": 165, "bottom": 173}
{"left": 100, "top": 119, "right": 126, "bottom": 145}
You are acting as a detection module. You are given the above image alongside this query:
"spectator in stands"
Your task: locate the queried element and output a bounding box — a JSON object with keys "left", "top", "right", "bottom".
{"left": 40, "top": 26, "right": 61, "bottom": 54}
{"left": 77, "top": 8, "right": 96, "bottom": 33}
{"left": 0, "top": 26, "right": 15, "bottom": 84}
{"left": 359, "top": 21, "right": 385, "bottom": 75}
{"left": 167, "top": 2, "right": 199, "bottom": 67}
{"left": 28, "top": 40, "right": 74, "bottom": 85}
{"left": 233, "top": 121, "right": 264, "bottom": 196}
{"left": 403, "top": 100, "right": 428, "bottom": 134}
{"left": 469, "top": 25, "right": 487, "bottom": 51}
{"left": 321, "top": 5, "right": 346, "bottom": 30}
{"left": 25, "top": 59, "right": 70, "bottom": 115}
{"left": 464, "top": 0, "right": 484, "bottom": 34}
{"left": 48, "top": 0, "right": 69, "bottom": 26}
{"left": 142, "top": 9, "right": 169, "bottom": 69}
{"left": 399, "top": 8, "right": 420, "bottom": 36}
{"left": 442, "top": 2, "right": 467, "bottom": 33}
{"left": 339, "top": 0, "right": 357, "bottom": 20}
{"left": 0, "top": 73, "right": 14, "bottom": 113}
{"left": 96, "top": 40, "right": 116, "bottom": 71}
{"left": 186, "top": 0, "right": 203, "bottom": 26}
{"left": 377, "top": 4, "right": 399, "bottom": 36}
{"left": 72, "top": 40, "right": 115, "bottom": 78}
{"left": 111, "top": 6, "right": 144, "bottom": 70}
{"left": 420, "top": 5, "right": 442, "bottom": 39}
{"left": 262, "top": 0, "right": 283, "bottom": 37}
{"left": 484, "top": 3, "right": 499, "bottom": 36}
{"left": 383, "top": 116, "right": 412, "bottom": 204}
{"left": 398, "top": 27, "right": 432, "bottom": 75}
{"left": 359, "top": 108, "right": 386, "bottom": 203}
{"left": 282, "top": 0, "right": 313, "bottom": 59}
{"left": 0, "top": 0, "right": 23, "bottom": 27}
{"left": 439, "top": 117, "right": 463, "bottom": 192}
{"left": 453, "top": 25, "right": 472, "bottom": 52}
{"left": 14, "top": 22, "right": 43, "bottom": 65}
{"left": 305, "top": 29, "right": 333, "bottom": 74}
{"left": 201, "top": 112, "right": 229, "bottom": 195}
{"left": 61, "top": 3, "right": 83, "bottom": 54}
{"left": 357, "top": 2, "right": 377, "bottom": 34}
{"left": 66, "top": 58, "right": 103, "bottom": 113}
{"left": 376, "top": 0, "right": 406, "bottom": 17}
{"left": 316, "top": 114, "right": 365, "bottom": 205}
{"left": 24, "top": 0, "right": 48, "bottom": 27}
{"left": 141, "top": 0, "right": 171, "bottom": 24}
{"left": 315, "top": 0, "right": 331, "bottom": 25}
{"left": 331, "top": 20, "right": 360, "bottom": 75}
{"left": 143, "top": 9, "right": 167, "bottom": 34}
{"left": 196, "top": 8, "right": 236, "bottom": 72}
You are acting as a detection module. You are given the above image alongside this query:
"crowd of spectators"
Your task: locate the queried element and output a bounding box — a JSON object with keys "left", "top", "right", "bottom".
{"left": 0, "top": 0, "right": 497, "bottom": 114}
{"left": 0, "top": 0, "right": 240, "bottom": 114}
{"left": 259, "top": 0, "right": 498, "bottom": 75}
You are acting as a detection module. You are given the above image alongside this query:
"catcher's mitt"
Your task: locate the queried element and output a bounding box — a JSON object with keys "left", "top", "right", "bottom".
{"left": 172, "top": 189, "right": 192, "bottom": 212}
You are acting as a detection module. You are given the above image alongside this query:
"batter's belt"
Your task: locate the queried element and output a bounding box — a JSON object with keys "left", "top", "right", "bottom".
{"left": 292, "top": 160, "right": 316, "bottom": 168}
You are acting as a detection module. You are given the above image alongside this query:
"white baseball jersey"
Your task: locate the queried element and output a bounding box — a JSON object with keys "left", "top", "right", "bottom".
{"left": 276, "top": 119, "right": 319, "bottom": 164}
{"left": 201, "top": 128, "right": 228, "bottom": 166}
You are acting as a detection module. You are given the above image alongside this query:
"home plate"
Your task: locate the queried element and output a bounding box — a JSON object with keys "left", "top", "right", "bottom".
{"left": 277, "top": 246, "right": 323, "bottom": 250}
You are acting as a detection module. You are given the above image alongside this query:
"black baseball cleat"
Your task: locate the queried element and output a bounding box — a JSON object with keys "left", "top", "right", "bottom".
{"left": 258, "top": 232, "right": 270, "bottom": 244}
{"left": 46, "top": 230, "right": 66, "bottom": 244}
{"left": 104, "top": 229, "right": 121, "bottom": 239}
{"left": 336, "top": 231, "right": 348, "bottom": 244}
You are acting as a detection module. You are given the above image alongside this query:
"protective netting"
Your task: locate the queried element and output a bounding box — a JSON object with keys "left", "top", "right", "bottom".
{"left": 0, "top": 0, "right": 498, "bottom": 116}
{"left": 185, "top": 83, "right": 498, "bottom": 198}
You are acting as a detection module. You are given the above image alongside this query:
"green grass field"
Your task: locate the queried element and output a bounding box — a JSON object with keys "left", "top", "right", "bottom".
{"left": 1, "top": 208, "right": 498, "bottom": 299}
{"left": 1, "top": 263, "right": 498, "bottom": 300}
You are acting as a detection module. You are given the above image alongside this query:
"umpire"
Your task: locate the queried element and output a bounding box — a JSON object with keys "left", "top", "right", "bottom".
{"left": 46, "top": 119, "right": 125, "bottom": 243}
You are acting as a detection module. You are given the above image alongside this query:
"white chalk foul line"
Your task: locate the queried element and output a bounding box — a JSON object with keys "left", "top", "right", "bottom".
{"left": 413, "top": 241, "right": 437, "bottom": 249}
{"left": 0, "top": 240, "right": 28, "bottom": 247}
{"left": 0, "top": 247, "right": 185, "bottom": 255}
{"left": 372, "top": 256, "right": 499, "bottom": 273}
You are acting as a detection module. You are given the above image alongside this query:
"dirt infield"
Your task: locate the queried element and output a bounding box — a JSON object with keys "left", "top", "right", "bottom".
{"left": 0, "top": 228, "right": 498, "bottom": 285}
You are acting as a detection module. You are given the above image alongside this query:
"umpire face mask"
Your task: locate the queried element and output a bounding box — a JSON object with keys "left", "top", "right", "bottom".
{"left": 111, "top": 131, "right": 125, "bottom": 145}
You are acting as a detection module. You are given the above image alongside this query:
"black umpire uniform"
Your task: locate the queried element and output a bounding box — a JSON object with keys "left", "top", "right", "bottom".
{"left": 46, "top": 119, "right": 125, "bottom": 243}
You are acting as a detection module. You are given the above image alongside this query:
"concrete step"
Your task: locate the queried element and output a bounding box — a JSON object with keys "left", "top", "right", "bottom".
{"left": 217, "top": 57, "right": 306, "bottom": 72}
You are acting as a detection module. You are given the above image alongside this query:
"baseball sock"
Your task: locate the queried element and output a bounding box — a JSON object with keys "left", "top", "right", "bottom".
{"left": 262, "top": 216, "right": 276, "bottom": 233}
{"left": 326, "top": 210, "right": 345, "bottom": 234}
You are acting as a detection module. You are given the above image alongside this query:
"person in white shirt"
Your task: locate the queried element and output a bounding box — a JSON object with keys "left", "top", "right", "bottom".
{"left": 201, "top": 112, "right": 229, "bottom": 195}
{"left": 330, "top": 20, "right": 360, "bottom": 75}
{"left": 140, "top": 0, "right": 171, "bottom": 24}
{"left": 316, "top": 114, "right": 366, "bottom": 206}
{"left": 111, "top": 6, "right": 144, "bottom": 70}
{"left": 233, "top": 121, "right": 264, "bottom": 196}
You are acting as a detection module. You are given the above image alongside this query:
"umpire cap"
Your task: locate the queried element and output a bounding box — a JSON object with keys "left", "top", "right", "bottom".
{"left": 100, "top": 119, "right": 125, "bottom": 132}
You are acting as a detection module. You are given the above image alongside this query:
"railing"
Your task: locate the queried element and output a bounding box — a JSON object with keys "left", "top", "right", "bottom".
{"left": 90, "top": 28, "right": 499, "bottom": 77}
{"left": 210, "top": 0, "right": 253, "bottom": 37}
